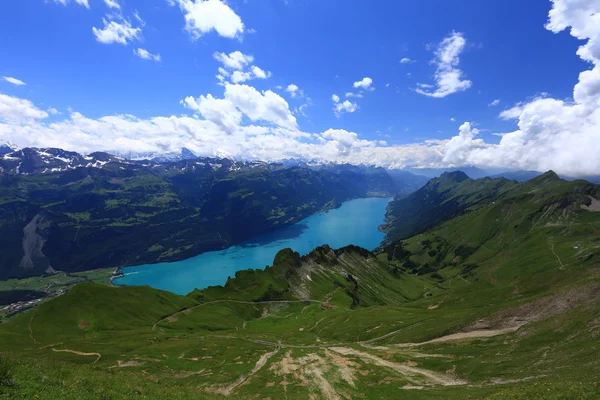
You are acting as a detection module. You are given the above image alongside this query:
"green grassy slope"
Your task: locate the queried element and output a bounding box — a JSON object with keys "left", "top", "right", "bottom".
{"left": 1, "top": 172, "right": 600, "bottom": 399}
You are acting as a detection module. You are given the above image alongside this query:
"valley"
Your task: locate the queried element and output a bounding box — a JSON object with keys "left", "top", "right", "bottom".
{"left": 113, "top": 197, "right": 391, "bottom": 294}
{"left": 0, "top": 147, "right": 424, "bottom": 280}
{"left": 1, "top": 167, "right": 599, "bottom": 399}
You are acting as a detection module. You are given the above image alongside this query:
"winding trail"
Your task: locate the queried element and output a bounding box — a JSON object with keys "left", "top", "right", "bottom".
{"left": 52, "top": 348, "right": 102, "bottom": 363}
{"left": 211, "top": 349, "right": 280, "bottom": 396}
{"left": 152, "top": 299, "right": 321, "bottom": 331}
{"left": 550, "top": 241, "right": 566, "bottom": 270}
{"left": 28, "top": 314, "right": 38, "bottom": 345}
{"left": 329, "top": 347, "right": 467, "bottom": 386}
{"left": 392, "top": 327, "right": 521, "bottom": 348}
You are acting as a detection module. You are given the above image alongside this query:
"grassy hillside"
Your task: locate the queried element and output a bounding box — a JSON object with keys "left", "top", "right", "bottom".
{"left": 1, "top": 173, "right": 600, "bottom": 399}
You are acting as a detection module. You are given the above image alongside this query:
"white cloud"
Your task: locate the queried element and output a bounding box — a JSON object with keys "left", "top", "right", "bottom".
{"left": 181, "top": 94, "right": 242, "bottom": 135}
{"left": 251, "top": 66, "right": 270, "bottom": 79}
{"left": 499, "top": 105, "right": 523, "bottom": 120}
{"left": 169, "top": 0, "right": 244, "bottom": 40}
{"left": 400, "top": 57, "right": 414, "bottom": 64}
{"left": 2, "top": 77, "right": 26, "bottom": 86}
{"left": 0, "top": 90, "right": 449, "bottom": 169}
{"left": 50, "top": 0, "right": 89, "bottom": 8}
{"left": 133, "top": 10, "right": 145, "bottom": 25}
{"left": 416, "top": 32, "right": 472, "bottom": 98}
{"left": 104, "top": 0, "right": 120, "bottom": 9}
{"left": 442, "top": 122, "right": 484, "bottom": 166}
{"left": 224, "top": 84, "right": 297, "bottom": 130}
{"left": 333, "top": 99, "right": 358, "bottom": 117}
{"left": 345, "top": 92, "right": 363, "bottom": 98}
{"left": 182, "top": 83, "right": 297, "bottom": 132}
{"left": 213, "top": 51, "right": 254, "bottom": 70}
{"left": 489, "top": 99, "right": 501, "bottom": 106}
{"left": 331, "top": 94, "right": 340, "bottom": 103}
{"left": 450, "top": 117, "right": 456, "bottom": 122}
{"left": 212, "top": 51, "right": 269, "bottom": 84}
{"left": 92, "top": 17, "right": 141, "bottom": 45}
{"left": 285, "top": 84, "right": 304, "bottom": 98}
{"left": 134, "top": 48, "right": 161, "bottom": 62}
{"left": 294, "top": 103, "right": 309, "bottom": 117}
{"left": 0, "top": 93, "right": 49, "bottom": 123}
{"left": 353, "top": 77, "right": 374, "bottom": 91}
{"left": 441, "top": 0, "right": 600, "bottom": 177}
{"left": 230, "top": 67, "right": 271, "bottom": 83}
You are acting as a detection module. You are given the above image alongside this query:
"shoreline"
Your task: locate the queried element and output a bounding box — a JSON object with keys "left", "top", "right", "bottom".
{"left": 110, "top": 197, "right": 392, "bottom": 294}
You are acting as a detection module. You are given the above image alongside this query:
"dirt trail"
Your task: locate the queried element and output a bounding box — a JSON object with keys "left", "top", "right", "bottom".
{"left": 210, "top": 349, "right": 279, "bottom": 396}
{"left": 153, "top": 299, "right": 320, "bottom": 331}
{"left": 329, "top": 347, "right": 466, "bottom": 386}
{"left": 52, "top": 348, "right": 102, "bottom": 363}
{"left": 549, "top": 240, "right": 565, "bottom": 270}
{"left": 28, "top": 315, "right": 38, "bottom": 345}
{"left": 360, "top": 320, "right": 431, "bottom": 344}
{"left": 393, "top": 327, "right": 521, "bottom": 348}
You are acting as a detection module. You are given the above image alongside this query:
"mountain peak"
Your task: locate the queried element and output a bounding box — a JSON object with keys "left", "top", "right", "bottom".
{"left": 530, "top": 170, "right": 561, "bottom": 184}
{"left": 439, "top": 170, "right": 470, "bottom": 184}
{"left": 0, "top": 141, "right": 18, "bottom": 155}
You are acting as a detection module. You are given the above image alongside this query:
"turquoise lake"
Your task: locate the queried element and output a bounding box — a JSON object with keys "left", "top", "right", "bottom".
{"left": 113, "top": 197, "right": 392, "bottom": 294}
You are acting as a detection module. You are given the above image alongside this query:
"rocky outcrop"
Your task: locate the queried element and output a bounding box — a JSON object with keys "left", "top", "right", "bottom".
{"left": 20, "top": 213, "right": 52, "bottom": 272}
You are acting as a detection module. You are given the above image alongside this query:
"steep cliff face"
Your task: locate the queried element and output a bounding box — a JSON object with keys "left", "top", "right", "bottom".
{"left": 20, "top": 213, "right": 53, "bottom": 274}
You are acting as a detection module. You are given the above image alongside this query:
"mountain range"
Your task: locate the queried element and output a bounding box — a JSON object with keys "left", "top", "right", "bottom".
{"left": 0, "top": 146, "right": 429, "bottom": 280}
{"left": 0, "top": 168, "right": 599, "bottom": 398}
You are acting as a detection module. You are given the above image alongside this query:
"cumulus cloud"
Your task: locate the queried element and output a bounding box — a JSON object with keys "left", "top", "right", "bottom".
{"left": 400, "top": 57, "right": 414, "bottom": 64}
{"left": 182, "top": 83, "right": 297, "bottom": 133}
{"left": 50, "top": 0, "right": 89, "bottom": 8}
{"left": 441, "top": 0, "right": 600, "bottom": 177}
{"left": 2, "top": 77, "right": 26, "bottom": 86}
{"left": 213, "top": 51, "right": 254, "bottom": 70}
{"left": 134, "top": 48, "right": 161, "bottom": 62}
{"left": 285, "top": 84, "right": 304, "bottom": 98}
{"left": 169, "top": 0, "right": 244, "bottom": 39}
{"left": 332, "top": 95, "right": 358, "bottom": 117}
{"left": 416, "top": 32, "right": 472, "bottom": 98}
{"left": 499, "top": 105, "right": 524, "bottom": 120}
{"left": 213, "top": 51, "right": 270, "bottom": 84}
{"left": 93, "top": 17, "right": 141, "bottom": 45}
{"left": 0, "top": 89, "right": 448, "bottom": 168}
{"left": 181, "top": 94, "right": 242, "bottom": 135}
{"left": 0, "top": 93, "right": 49, "bottom": 123}
{"left": 230, "top": 67, "right": 271, "bottom": 83}
{"left": 353, "top": 77, "right": 374, "bottom": 91}
{"left": 489, "top": 99, "right": 501, "bottom": 107}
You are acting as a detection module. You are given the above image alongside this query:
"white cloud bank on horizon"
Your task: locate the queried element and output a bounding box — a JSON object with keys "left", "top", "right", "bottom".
{"left": 2, "top": 0, "right": 600, "bottom": 177}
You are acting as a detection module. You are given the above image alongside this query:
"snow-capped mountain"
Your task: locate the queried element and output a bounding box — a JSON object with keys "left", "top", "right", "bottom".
{"left": 110, "top": 147, "right": 199, "bottom": 163}
{"left": 0, "top": 141, "right": 18, "bottom": 156}
{"left": 0, "top": 148, "right": 131, "bottom": 174}
{"left": 0, "top": 147, "right": 274, "bottom": 175}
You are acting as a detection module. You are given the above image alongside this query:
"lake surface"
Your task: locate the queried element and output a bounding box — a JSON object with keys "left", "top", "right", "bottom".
{"left": 113, "top": 197, "right": 392, "bottom": 294}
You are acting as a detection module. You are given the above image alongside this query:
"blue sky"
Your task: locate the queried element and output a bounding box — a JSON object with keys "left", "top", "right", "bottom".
{"left": 0, "top": 0, "right": 599, "bottom": 176}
